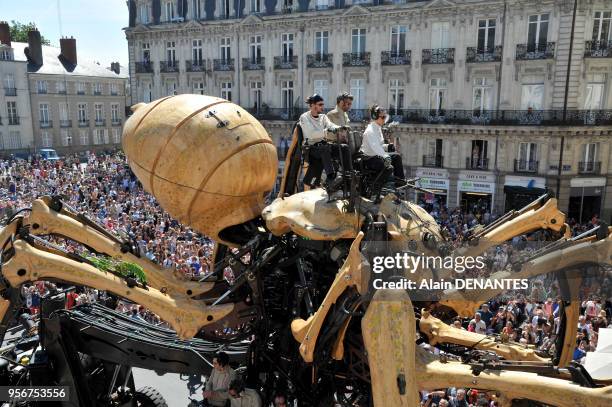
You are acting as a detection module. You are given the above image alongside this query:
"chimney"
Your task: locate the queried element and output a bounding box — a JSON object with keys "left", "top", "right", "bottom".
{"left": 60, "top": 36, "right": 77, "bottom": 65}
{"left": 0, "top": 21, "right": 10, "bottom": 47}
{"left": 25, "top": 29, "right": 43, "bottom": 66}
{"left": 111, "top": 62, "right": 120, "bottom": 74}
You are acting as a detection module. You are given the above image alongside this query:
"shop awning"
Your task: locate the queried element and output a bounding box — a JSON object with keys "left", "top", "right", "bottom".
{"left": 503, "top": 185, "right": 546, "bottom": 196}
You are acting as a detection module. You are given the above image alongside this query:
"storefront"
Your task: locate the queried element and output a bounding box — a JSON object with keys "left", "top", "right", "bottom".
{"left": 503, "top": 175, "right": 547, "bottom": 211}
{"left": 457, "top": 171, "right": 496, "bottom": 216}
{"left": 568, "top": 177, "right": 606, "bottom": 223}
{"left": 415, "top": 168, "right": 449, "bottom": 210}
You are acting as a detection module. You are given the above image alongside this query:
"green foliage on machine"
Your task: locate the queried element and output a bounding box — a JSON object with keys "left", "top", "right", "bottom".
{"left": 84, "top": 254, "right": 147, "bottom": 285}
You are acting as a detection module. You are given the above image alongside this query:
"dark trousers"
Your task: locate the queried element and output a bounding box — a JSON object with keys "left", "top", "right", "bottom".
{"left": 364, "top": 153, "right": 405, "bottom": 196}
{"left": 303, "top": 142, "right": 351, "bottom": 187}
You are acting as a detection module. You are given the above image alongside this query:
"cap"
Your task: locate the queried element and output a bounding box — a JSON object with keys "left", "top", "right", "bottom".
{"left": 306, "top": 94, "right": 324, "bottom": 105}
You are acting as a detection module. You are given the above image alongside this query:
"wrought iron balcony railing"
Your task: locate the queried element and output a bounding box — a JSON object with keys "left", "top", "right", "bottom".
{"left": 578, "top": 161, "right": 601, "bottom": 174}
{"left": 246, "top": 107, "right": 303, "bottom": 121}
{"left": 60, "top": 119, "right": 72, "bottom": 128}
{"left": 516, "top": 42, "right": 555, "bottom": 60}
{"left": 8, "top": 117, "right": 19, "bottom": 125}
{"left": 93, "top": 90, "right": 102, "bottom": 96}
{"left": 213, "top": 58, "right": 234, "bottom": 71}
{"left": 423, "top": 155, "right": 444, "bottom": 168}
{"left": 95, "top": 119, "right": 106, "bottom": 127}
{"left": 584, "top": 40, "right": 612, "bottom": 58}
{"left": 242, "top": 57, "right": 265, "bottom": 70}
{"left": 78, "top": 119, "right": 89, "bottom": 127}
{"left": 466, "top": 46, "right": 503, "bottom": 63}
{"left": 422, "top": 48, "right": 455, "bottom": 64}
{"left": 111, "top": 118, "right": 123, "bottom": 126}
{"left": 4, "top": 87, "right": 16, "bottom": 96}
{"left": 135, "top": 61, "right": 153, "bottom": 73}
{"left": 514, "top": 160, "right": 539, "bottom": 173}
{"left": 186, "top": 60, "right": 208, "bottom": 72}
{"left": 274, "top": 55, "right": 298, "bottom": 69}
{"left": 160, "top": 60, "right": 179, "bottom": 73}
{"left": 381, "top": 50, "right": 411, "bottom": 65}
{"left": 342, "top": 52, "right": 371, "bottom": 67}
{"left": 307, "top": 53, "right": 333, "bottom": 68}
{"left": 40, "top": 120, "right": 53, "bottom": 128}
{"left": 466, "top": 157, "right": 489, "bottom": 170}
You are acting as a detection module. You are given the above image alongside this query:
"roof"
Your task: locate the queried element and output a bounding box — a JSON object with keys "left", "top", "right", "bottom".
{"left": 11, "top": 41, "right": 128, "bottom": 79}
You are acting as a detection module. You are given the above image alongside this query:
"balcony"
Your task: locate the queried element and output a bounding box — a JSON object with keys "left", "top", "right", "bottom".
{"left": 95, "top": 119, "right": 106, "bottom": 127}
{"left": 58, "top": 89, "right": 66, "bottom": 95}
{"left": 585, "top": 40, "right": 612, "bottom": 58}
{"left": 307, "top": 53, "right": 333, "bottom": 68}
{"left": 4, "top": 87, "right": 16, "bottom": 96}
{"left": 37, "top": 89, "right": 47, "bottom": 94}
{"left": 60, "top": 119, "right": 72, "bottom": 128}
{"left": 423, "top": 155, "right": 444, "bottom": 168}
{"left": 93, "top": 90, "right": 102, "bottom": 96}
{"left": 242, "top": 57, "right": 265, "bottom": 71}
{"left": 160, "top": 60, "right": 179, "bottom": 73}
{"left": 77, "top": 90, "right": 85, "bottom": 95}
{"left": 516, "top": 42, "right": 555, "bottom": 60}
{"left": 111, "top": 118, "right": 123, "bottom": 126}
{"left": 135, "top": 61, "right": 154, "bottom": 73}
{"left": 8, "top": 117, "right": 20, "bottom": 125}
{"left": 578, "top": 161, "right": 601, "bottom": 174}
{"left": 514, "top": 160, "right": 539, "bottom": 173}
{"left": 381, "top": 50, "right": 411, "bottom": 66}
{"left": 213, "top": 58, "right": 235, "bottom": 71}
{"left": 466, "top": 157, "right": 489, "bottom": 170}
{"left": 40, "top": 120, "right": 53, "bottom": 128}
{"left": 78, "top": 120, "right": 90, "bottom": 127}
{"left": 422, "top": 48, "right": 455, "bottom": 64}
{"left": 342, "top": 52, "right": 371, "bottom": 67}
{"left": 274, "top": 55, "right": 298, "bottom": 69}
{"left": 247, "top": 107, "right": 304, "bottom": 121}
{"left": 186, "top": 59, "right": 208, "bottom": 72}
{"left": 466, "top": 46, "right": 502, "bottom": 63}
{"left": 110, "top": 90, "right": 118, "bottom": 96}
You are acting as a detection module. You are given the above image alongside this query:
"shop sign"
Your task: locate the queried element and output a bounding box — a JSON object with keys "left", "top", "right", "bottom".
{"left": 416, "top": 168, "right": 449, "bottom": 179}
{"left": 458, "top": 171, "right": 495, "bottom": 183}
{"left": 504, "top": 175, "right": 546, "bottom": 189}
{"left": 418, "top": 178, "right": 450, "bottom": 191}
{"left": 570, "top": 178, "right": 606, "bottom": 188}
{"left": 458, "top": 180, "right": 495, "bottom": 194}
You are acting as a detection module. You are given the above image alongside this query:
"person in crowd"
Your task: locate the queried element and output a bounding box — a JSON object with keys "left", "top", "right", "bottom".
{"left": 203, "top": 352, "right": 236, "bottom": 407}
{"left": 228, "top": 378, "right": 262, "bottom": 407}
{"left": 469, "top": 312, "right": 487, "bottom": 335}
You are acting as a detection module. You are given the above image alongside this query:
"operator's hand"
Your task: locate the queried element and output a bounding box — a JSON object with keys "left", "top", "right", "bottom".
{"left": 203, "top": 390, "right": 215, "bottom": 399}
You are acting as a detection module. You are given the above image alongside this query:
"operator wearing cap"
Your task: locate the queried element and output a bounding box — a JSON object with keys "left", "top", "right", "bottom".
{"left": 299, "top": 94, "right": 349, "bottom": 188}
{"left": 360, "top": 105, "right": 406, "bottom": 197}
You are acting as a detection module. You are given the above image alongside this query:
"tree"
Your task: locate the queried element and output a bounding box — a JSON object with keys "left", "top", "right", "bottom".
{"left": 9, "top": 21, "right": 51, "bottom": 45}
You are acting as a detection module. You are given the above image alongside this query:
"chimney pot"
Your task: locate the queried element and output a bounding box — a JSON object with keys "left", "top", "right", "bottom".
{"left": 0, "top": 21, "right": 10, "bottom": 47}
{"left": 26, "top": 29, "right": 43, "bottom": 66}
{"left": 60, "top": 37, "right": 77, "bottom": 66}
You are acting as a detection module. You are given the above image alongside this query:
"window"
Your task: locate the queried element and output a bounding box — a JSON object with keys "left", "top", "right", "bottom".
{"left": 220, "top": 37, "right": 231, "bottom": 61}
{"left": 583, "top": 143, "right": 598, "bottom": 164}
{"left": 77, "top": 82, "right": 86, "bottom": 95}
{"left": 110, "top": 83, "right": 118, "bottom": 95}
{"left": 4, "top": 74, "right": 14, "bottom": 90}
{"left": 59, "top": 103, "right": 69, "bottom": 122}
{"left": 165, "top": 0, "right": 175, "bottom": 21}
{"left": 426, "top": 139, "right": 443, "bottom": 162}
{"left": 166, "top": 80, "right": 177, "bottom": 95}
{"left": 221, "top": 82, "right": 232, "bottom": 101}
{"left": 111, "top": 104, "right": 119, "bottom": 122}
{"left": 470, "top": 140, "right": 488, "bottom": 169}
{"left": 142, "top": 82, "right": 152, "bottom": 102}
{"left": 249, "top": 81, "right": 262, "bottom": 111}
{"left": 4, "top": 131, "right": 21, "bottom": 149}
{"left": 477, "top": 19, "right": 496, "bottom": 52}
{"left": 192, "top": 0, "right": 203, "bottom": 19}
{"left": 315, "top": 31, "right": 329, "bottom": 56}
{"left": 94, "top": 104, "right": 104, "bottom": 122}
{"left": 7, "top": 101, "right": 18, "bottom": 124}
{"left": 316, "top": 0, "right": 329, "bottom": 10}
{"left": 56, "top": 80, "right": 66, "bottom": 94}
{"left": 250, "top": 0, "right": 262, "bottom": 13}
{"left": 313, "top": 79, "right": 328, "bottom": 103}
{"left": 592, "top": 11, "right": 612, "bottom": 41}
{"left": 390, "top": 26, "right": 407, "bottom": 55}
{"left": 351, "top": 29, "right": 366, "bottom": 55}
{"left": 166, "top": 41, "right": 176, "bottom": 63}
{"left": 0, "top": 49, "right": 11, "bottom": 61}
{"left": 79, "top": 130, "right": 89, "bottom": 145}
{"left": 585, "top": 74, "right": 605, "bottom": 110}
{"left": 113, "top": 128, "right": 121, "bottom": 144}
{"left": 249, "top": 36, "right": 262, "bottom": 63}
{"left": 431, "top": 22, "right": 450, "bottom": 49}
{"left": 281, "top": 80, "right": 294, "bottom": 111}
{"left": 41, "top": 131, "right": 52, "bottom": 148}
{"left": 37, "top": 80, "right": 47, "bottom": 94}
{"left": 388, "top": 79, "right": 404, "bottom": 114}
{"left": 140, "top": 2, "right": 150, "bottom": 23}
{"left": 518, "top": 142, "right": 537, "bottom": 170}
{"left": 281, "top": 33, "right": 294, "bottom": 61}
{"left": 520, "top": 83, "right": 544, "bottom": 110}
{"left": 93, "top": 82, "right": 103, "bottom": 95}
{"left": 472, "top": 78, "right": 492, "bottom": 113}
{"left": 193, "top": 81, "right": 205, "bottom": 95}
{"left": 78, "top": 103, "right": 88, "bottom": 123}
{"left": 429, "top": 78, "right": 447, "bottom": 113}
{"left": 222, "top": 0, "right": 231, "bottom": 18}
{"left": 142, "top": 43, "right": 151, "bottom": 62}
{"left": 93, "top": 129, "right": 103, "bottom": 145}
{"left": 61, "top": 129, "right": 72, "bottom": 146}
{"left": 192, "top": 39, "right": 203, "bottom": 64}
{"left": 39, "top": 104, "right": 50, "bottom": 124}
{"left": 350, "top": 78, "right": 365, "bottom": 109}
{"left": 527, "top": 14, "right": 549, "bottom": 51}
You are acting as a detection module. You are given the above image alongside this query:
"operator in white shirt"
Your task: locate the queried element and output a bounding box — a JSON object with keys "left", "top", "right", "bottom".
{"left": 360, "top": 105, "right": 406, "bottom": 199}
{"left": 298, "top": 94, "right": 349, "bottom": 188}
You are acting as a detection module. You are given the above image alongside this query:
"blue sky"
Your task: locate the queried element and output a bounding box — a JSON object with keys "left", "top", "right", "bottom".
{"left": 1, "top": 0, "right": 129, "bottom": 67}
